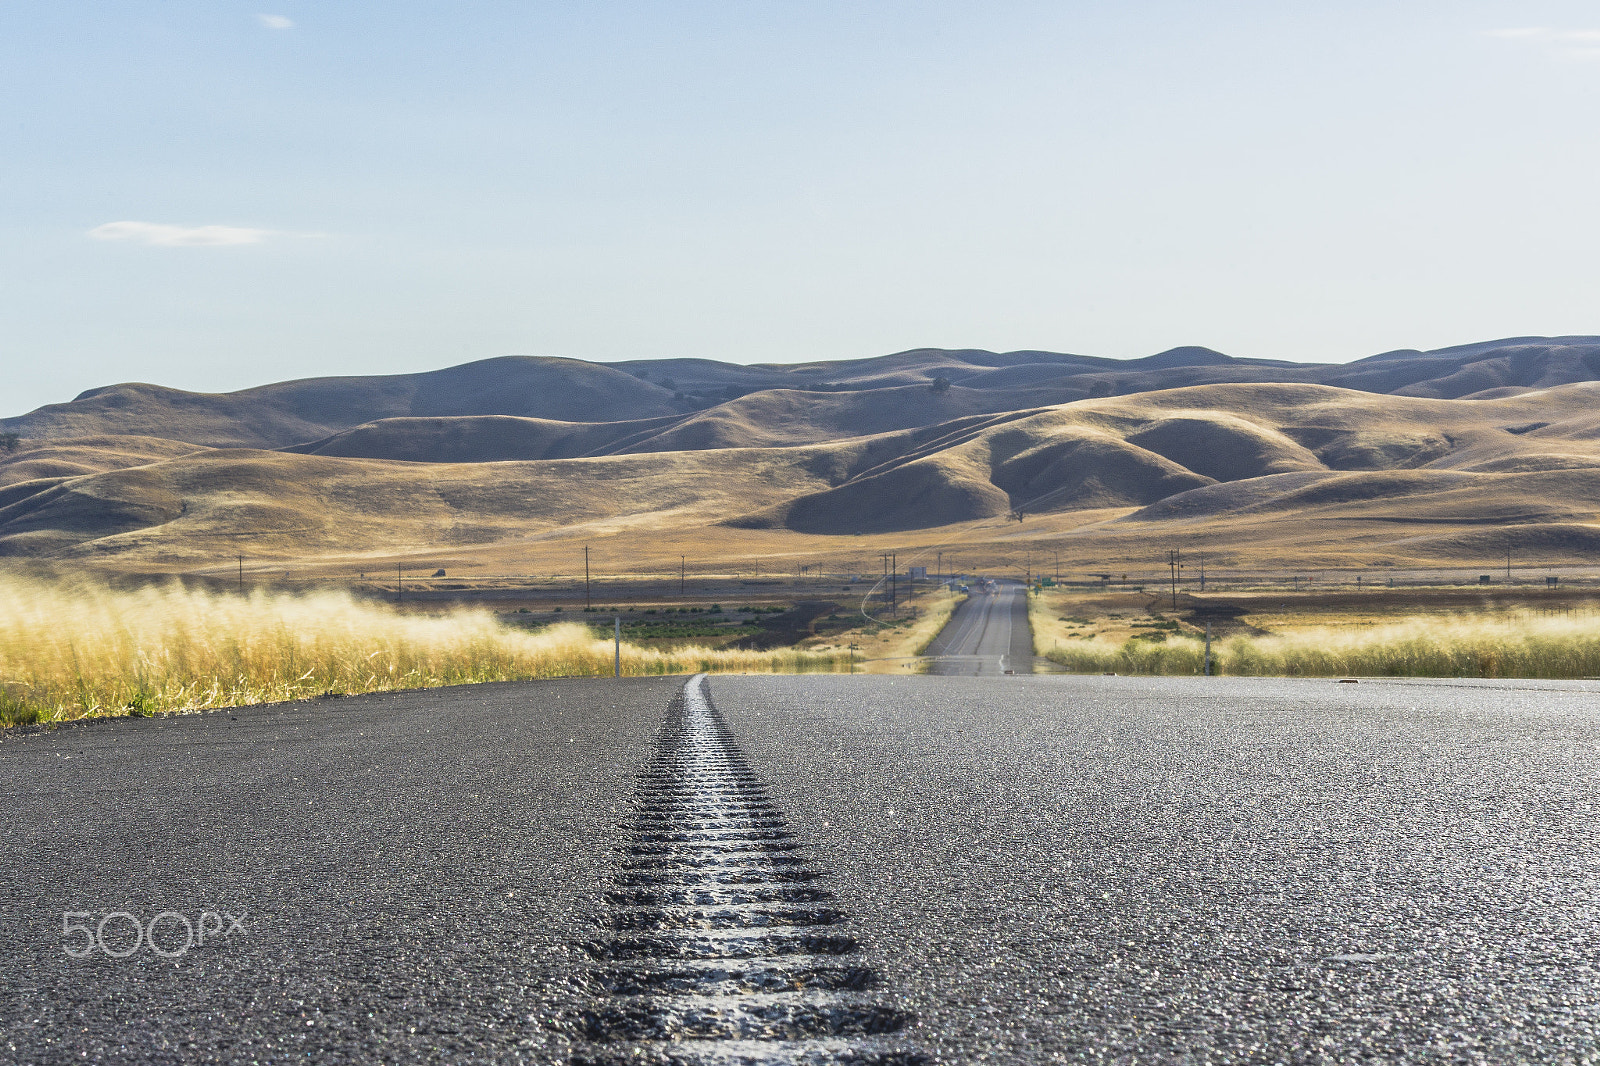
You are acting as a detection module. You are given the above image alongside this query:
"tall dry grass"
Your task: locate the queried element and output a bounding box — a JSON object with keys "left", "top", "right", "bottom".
{"left": 1041, "top": 613, "right": 1600, "bottom": 679}
{"left": 0, "top": 574, "right": 846, "bottom": 726}
{"left": 907, "top": 590, "right": 966, "bottom": 656}
{"left": 808, "top": 588, "right": 965, "bottom": 671}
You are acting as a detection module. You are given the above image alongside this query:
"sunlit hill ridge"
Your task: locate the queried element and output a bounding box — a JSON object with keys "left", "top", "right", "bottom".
{"left": 5, "top": 336, "right": 1600, "bottom": 577}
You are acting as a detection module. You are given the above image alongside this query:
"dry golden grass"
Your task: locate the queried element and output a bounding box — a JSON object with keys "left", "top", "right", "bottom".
{"left": 1028, "top": 587, "right": 1171, "bottom": 652}
{"left": 0, "top": 434, "right": 204, "bottom": 489}
{"left": 806, "top": 586, "right": 966, "bottom": 671}
{"left": 1035, "top": 598, "right": 1600, "bottom": 680}
{"left": 0, "top": 574, "right": 847, "bottom": 727}
{"left": 903, "top": 589, "right": 966, "bottom": 655}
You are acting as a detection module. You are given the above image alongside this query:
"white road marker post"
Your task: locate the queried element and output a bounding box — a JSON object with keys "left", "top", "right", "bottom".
{"left": 614, "top": 615, "right": 621, "bottom": 678}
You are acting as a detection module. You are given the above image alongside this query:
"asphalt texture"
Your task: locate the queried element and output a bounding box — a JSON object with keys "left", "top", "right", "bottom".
{"left": 720, "top": 674, "right": 1600, "bottom": 1064}
{"left": 4, "top": 672, "right": 1599, "bottom": 1063}
{"left": 0, "top": 678, "right": 679, "bottom": 1064}
{"left": 921, "top": 586, "right": 1034, "bottom": 676}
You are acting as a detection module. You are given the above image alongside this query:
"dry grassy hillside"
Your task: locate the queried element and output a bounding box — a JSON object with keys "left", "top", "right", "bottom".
{"left": 0, "top": 444, "right": 862, "bottom": 559}
{"left": 290, "top": 386, "right": 1087, "bottom": 465}
{"left": 8, "top": 341, "right": 1600, "bottom": 577}
{"left": 617, "top": 386, "right": 1075, "bottom": 452}
{"left": 3, "top": 357, "right": 680, "bottom": 448}
{"left": 0, "top": 435, "right": 205, "bottom": 489}
{"left": 724, "top": 382, "right": 1600, "bottom": 533}
{"left": 292, "top": 414, "right": 684, "bottom": 462}
{"left": 10, "top": 337, "right": 1600, "bottom": 452}
{"left": 5, "top": 378, "right": 1600, "bottom": 576}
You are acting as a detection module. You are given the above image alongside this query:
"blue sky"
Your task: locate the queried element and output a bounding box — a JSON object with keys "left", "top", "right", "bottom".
{"left": 4, "top": 1, "right": 1600, "bottom": 413}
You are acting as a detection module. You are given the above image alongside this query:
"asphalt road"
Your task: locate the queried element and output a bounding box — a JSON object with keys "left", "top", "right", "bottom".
{"left": 4, "top": 673, "right": 1599, "bottom": 1063}
{"left": 921, "top": 585, "right": 1034, "bottom": 676}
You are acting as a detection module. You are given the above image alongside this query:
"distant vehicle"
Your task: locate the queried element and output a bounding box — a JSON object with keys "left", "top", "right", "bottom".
{"left": 958, "top": 584, "right": 970, "bottom": 593}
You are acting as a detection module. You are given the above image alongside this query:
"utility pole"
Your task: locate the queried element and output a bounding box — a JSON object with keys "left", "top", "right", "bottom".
{"left": 1168, "top": 549, "right": 1180, "bottom": 609}
{"left": 892, "top": 552, "right": 897, "bottom": 616}
{"left": 1199, "top": 551, "right": 1205, "bottom": 591}
{"left": 936, "top": 551, "right": 942, "bottom": 581}
{"left": 585, "top": 546, "right": 591, "bottom": 609}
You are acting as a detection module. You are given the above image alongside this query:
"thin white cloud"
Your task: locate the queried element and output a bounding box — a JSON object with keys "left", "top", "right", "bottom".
{"left": 1485, "top": 26, "right": 1600, "bottom": 56}
{"left": 89, "top": 221, "right": 275, "bottom": 247}
{"left": 257, "top": 14, "right": 294, "bottom": 29}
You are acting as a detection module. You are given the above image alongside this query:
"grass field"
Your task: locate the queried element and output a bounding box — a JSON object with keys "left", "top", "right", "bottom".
{"left": 802, "top": 585, "right": 966, "bottom": 671}
{"left": 0, "top": 574, "right": 847, "bottom": 727}
{"left": 1031, "top": 585, "right": 1600, "bottom": 679}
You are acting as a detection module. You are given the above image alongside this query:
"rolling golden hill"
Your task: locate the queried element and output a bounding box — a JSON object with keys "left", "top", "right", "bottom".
{"left": 6, "top": 340, "right": 1600, "bottom": 578}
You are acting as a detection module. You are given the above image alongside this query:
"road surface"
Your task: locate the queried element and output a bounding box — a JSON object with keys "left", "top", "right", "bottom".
{"left": 920, "top": 583, "right": 1034, "bottom": 675}
{"left": 3, "top": 673, "right": 1598, "bottom": 1063}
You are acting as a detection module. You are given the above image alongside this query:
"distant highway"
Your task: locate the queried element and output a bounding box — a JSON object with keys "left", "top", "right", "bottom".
{"left": 920, "top": 581, "right": 1034, "bottom": 675}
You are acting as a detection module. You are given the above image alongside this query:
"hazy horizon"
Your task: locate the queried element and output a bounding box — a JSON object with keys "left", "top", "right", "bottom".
{"left": 16, "top": 333, "right": 1600, "bottom": 415}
